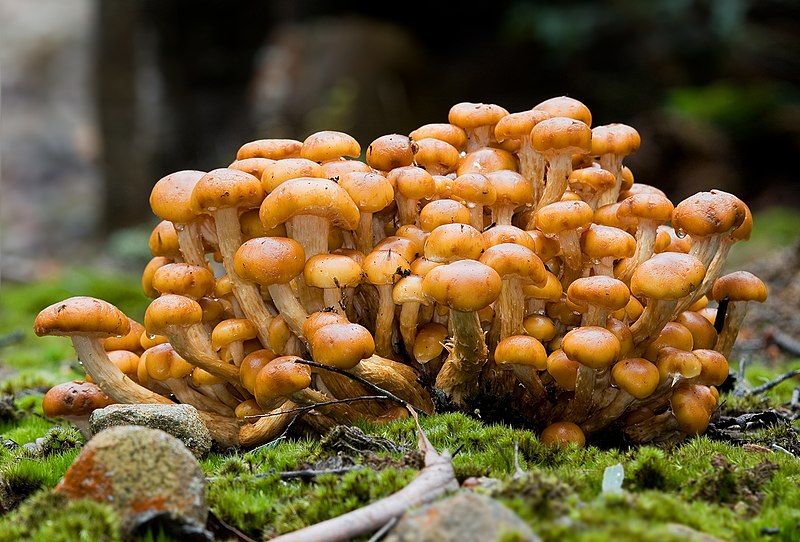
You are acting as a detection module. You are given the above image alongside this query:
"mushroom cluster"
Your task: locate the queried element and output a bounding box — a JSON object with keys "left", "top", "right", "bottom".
{"left": 35, "top": 97, "right": 767, "bottom": 447}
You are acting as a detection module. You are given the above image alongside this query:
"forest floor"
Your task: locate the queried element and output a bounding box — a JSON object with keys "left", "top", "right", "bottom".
{"left": 1, "top": 209, "right": 799, "bottom": 541}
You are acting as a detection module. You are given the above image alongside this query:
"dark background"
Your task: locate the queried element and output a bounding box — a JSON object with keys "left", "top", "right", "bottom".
{"left": 2, "top": 0, "right": 799, "bottom": 276}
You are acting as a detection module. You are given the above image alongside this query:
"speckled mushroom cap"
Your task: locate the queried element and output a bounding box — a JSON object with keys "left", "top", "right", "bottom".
{"left": 420, "top": 199, "right": 471, "bottom": 232}
{"left": 302, "top": 311, "right": 348, "bottom": 340}
{"left": 142, "top": 257, "right": 172, "bottom": 299}
{"left": 35, "top": 297, "right": 130, "bottom": 339}
{"left": 191, "top": 168, "right": 265, "bottom": 212}
{"left": 229, "top": 158, "right": 275, "bottom": 179}
{"left": 363, "top": 248, "right": 411, "bottom": 286}
{"left": 259, "top": 177, "right": 360, "bottom": 231}
{"left": 303, "top": 254, "right": 363, "bottom": 289}
{"left": 321, "top": 159, "right": 372, "bottom": 180}
{"left": 611, "top": 358, "right": 659, "bottom": 399}
{"left": 142, "top": 343, "right": 194, "bottom": 381}
{"left": 617, "top": 193, "right": 674, "bottom": 223}
{"left": 152, "top": 263, "right": 216, "bottom": 300}
{"left": 239, "top": 349, "right": 276, "bottom": 394}
{"left": 674, "top": 311, "right": 718, "bottom": 350}
{"left": 479, "top": 243, "right": 547, "bottom": 285}
{"left": 534, "top": 96, "right": 592, "bottom": 126}
{"left": 531, "top": 117, "right": 592, "bottom": 154}
{"left": 310, "top": 322, "right": 375, "bottom": 370}
{"left": 630, "top": 252, "right": 706, "bottom": 300}
{"left": 254, "top": 356, "right": 312, "bottom": 409}
{"left": 671, "top": 190, "right": 746, "bottom": 238}
{"left": 562, "top": 326, "right": 620, "bottom": 369}
{"left": 568, "top": 167, "right": 616, "bottom": 196}
{"left": 448, "top": 102, "right": 509, "bottom": 130}
{"left": 494, "top": 110, "right": 551, "bottom": 142}
{"left": 456, "top": 148, "right": 518, "bottom": 176}
{"left": 103, "top": 318, "right": 146, "bottom": 352}
{"left": 144, "top": 294, "right": 203, "bottom": 335}
{"left": 590, "top": 124, "right": 641, "bottom": 156}
{"left": 494, "top": 335, "right": 547, "bottom": 370}
{"left": 534, "top": 200, "right": 593, "bottom": 234}
{"left": 392, "top": 275, "right": 431, "bottom": 305}
{"left": 301, "top": 131, "right": 360, "bottom": 163}
{"left": 487, "top": 170, "right": 534, "bottom": 207}
{"left": 581, "top": 224, "right": 636, "bottom": 260}
{"left": 338, "top": 172, "right": 395, "bottom": 214}
{"left": 482, "top": 225, "right": 537, "bottom": 251}
{"left": 234, "top": 237, "right": 306, "bottom": 286}
{"left": 148, "top": 221, "right": 181, "bottom": 259}
{"left": 149, "top": 170, "right": 206, "bottom": 224}
{"left": 237, "top": 138, "right": 302, "bottom": 160}
{"left": 366, "top": 134, "right": 415, "bottom": 171}
{"left": 413, "top": 138, "right": 460, "bottom": 174}
{"left": 42, "top": 380, "right": 114, "bottom": 418}
{"left": 546, "top": 350, "right": 580, "bottom": 391}
{"left": 424, "top": 223, "right": 486, "bottom": 262}
{"left": 567, "top": 276, "right": 631, "bottom": 312}
{"left": 522, "top": 271, "right": 562, "bottom": 301}
{"left": 451, "top": 173, "right": 497, "bottom": 207}
{"left": 409, "top": 123, "right": 468, "bottom": 151}
{"left": 422, "top": 260, "right": 502, "bottom": 311}
{"left": 710, "top": 271, "right": 768, "bottom": 303}
{"left": 388, "top": 166, "right": 437, "bottom": 201}
{"left": 261, "top": 158, "right": 324, "bottom": 193}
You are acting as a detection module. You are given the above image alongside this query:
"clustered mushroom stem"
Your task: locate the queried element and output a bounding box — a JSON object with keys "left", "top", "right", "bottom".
{"left": 213, "top": 207, "right": 274, "bottom": 348}
{"left": 395, "top": 194, "right": 418, "bottom": 227}
{"left": 512, "top": 366, "right": 548, "bottom": 402}
{"left": 72, "top": 336, "right": 172, "bottom": 405}
{"left": 534, "top": 153, "right": 572, "bottom": 211}
{"left": 498, "top": 278, "right": 525, "bottom": 339}
{"left": 582, "top": 389, "right": 634, "bottom": 432}
{"left": 633, "top": 220, "right": 658, "bottom": 268}
{"left": 570, "top": 366, "right": 596, "bottom": 422}
{"left": 467, "top": 205, "right": 484, "bottom": 231}
{"left": 597, "top": 154, "right": 623, "bottom": 207}
{"left": 715, "top": 301, "right": 747, "bottom": 358}
{"left": 517, "top": 142, "right": 546, "bottom": 203}
{"left": 356, "top": 213, "right": 375, "bottom": 254}
{"left": 323, "top": 288, "right": 345, "bottom": 314}
{"left": 435, "top": 309, "right": 488, "bottom": 404}
{"left": 466, "top": 126, "right": 492, "bottom": 152}
{"left": 399, "top": 302, "right": 421, "bottom": 355}
{"left": 630, "top": 299, "right": 680, "bottom": 353}
{"left": 238, "top": 401, "right": 298, "bottom": 448}
{"left": 592, "top": 257, "right": 615, "bottom": 278}
{"left": 492, "top": 205, "right": 515, "bottom": 226}
{"left": 623, "top": 410, "right": 680, "bottom": 443}
{"left": 696, "top": 240, "right": 734, "bottom": 298}
{"left": 266, "top": 283, "right": 309, "bottom": 340}
{"left": 582, "top": 305, "right": 607, "bottom": 327}
{"left": 557, "top": 231, "right": 583, "bottom": 271}
{"left": 175, "top": 221, "right": 208, "bottom": 267}
{"left": 171, "top": 379, "right": 233, "bottom": 416}
{"left": 374, "top": 284, "right": 396, "bottom": 358}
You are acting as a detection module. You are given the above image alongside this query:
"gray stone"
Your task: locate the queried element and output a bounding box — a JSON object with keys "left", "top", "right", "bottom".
{"left": 385, "top": 490, "right": 539, "bottom": 542}
{"left": 90, "top": 403, "right": 212, "bottom": 458}
{"left": 57, "top": 426, "right": 207, "bottom": 536}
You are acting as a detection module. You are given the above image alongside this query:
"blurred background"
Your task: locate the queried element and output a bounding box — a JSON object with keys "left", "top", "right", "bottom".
{"left": 2, "top": 0, "right": 800, "bottom": 282}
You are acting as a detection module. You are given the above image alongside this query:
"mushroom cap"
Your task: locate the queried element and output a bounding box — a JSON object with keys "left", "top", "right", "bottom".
{"left": 374, "top": 236, "right": 420, "bottom": 264}
{"left": 479, "top": 243, "right": 547, "bottom": 285}
{"left": 35, "top": 297, "right": 130, "bottom": 339}
{"left": 409, "top": 123, "right": 468, "bottom": 151}
{"left": 392, "top": 275, "right": 430, "bottom": 305}
{"left": 672, "top": 190, "right": 746, "bottom": 238}
{"left": 301, "top": 131, "right": 360, "bottom": 162}
{"left": 211, "top": 319, "right": 259, "bottom": 350}
{"left": 42, "top": 380, "right": 114, "bottom": 418}
{"left": 581, "top": 224, "right": 636, "bottom": 260}
{"left": 694, "top": 349, "right": 729, "bottom": 386}
{"left": 422, "top": 260, "right": 502, "bottom": 311}
{"left": 144, "top": 295, "right": 203, "bottom": 335}
{"left": 711, "top": 271, "right": 767, "bottom": 303}
{"left": 237, "top": 139, "right": 302, "bottom": 160}
{"left": 106, "top": 350, "right": 141, "bottom": 378}
{"left": 424, "top": 223, "right": 486, "bottom": 262}
{"left": 192, "top": 367, "right": 224, "bottom": 387}
{"left": 567, "top": 276, "right": 630, "bottom": 311}
{"left": 730, "top": 200, "right": 753, "bottom": 241}
{"left": 494, "top": 335, "right": 547, "bottom": 370}
{"left": 338, "top": 172, "right": 394, "bottom": 213}
{"left": 150, "top": 170, "right": 206, "bottom": 223}
{"left": 388, "top": 166, "right": 436, "bottom": 200}
{"left": 617, "top": 193, "right": 674, "bottom": 223}
{"left": 546, "top": 350, "right": 579, "bottom": 391}
{"left": 568, "top": 167, "right": 616, "bottom": 197}
{"left": 611, "top": 358, "right": 659, "bottom": 399}
{"left": 674, "top": 311, "right": 718, "bottom": 350}
{"left": 240, "top": 349, "right": 276, "bottom": 394}
{"left": 451, "top": 173, "right": 497, "bottom": 206}
{"left": 522, "top": 271, "right": 562, "bottom": 301}
{"left": 261, "top": 158, "right": 325, "bottom": 193}
{"left": 527, "top": 230, "right": 561, "bottom": 261}
{"left": 229, "top": 158, "right": 276, "bottom": 179}
{"left": 152, "top": 263, "right": 215, "bottom": 300}
{"left": 494, "top": 110, "right": 551, "bottom": 141}
{"left": 410, "top": 257, "right": 442, "bottom": 277}
{"left": 656, "top": 347, "right": 702, "bottom": 381}
{"left": 362, "top": 248, "right": 411, "bottom": 286}
{"left": 606, "top": 316, "right": 635, "bottom": 358}
{"left": 413, "top": 322, "right": 448, "bottom": 364}
{"left": 590, "top": 123, "right": 641, "bottom": 156}
{"left": 619, "top": 182, "right": 667, "bottom": 201}
{"left": 671, "top": 382, "right": 717, "bottom": 435}
{"left": 321, "top": 158, "right": 373, "bottom": 179}
{"left": 480, "top": 225, "right": 535, "bottom": 251}
{"left": 142, "top": 343, "right": 194, "bottom": 380}
{"left": 303, "top": 311, "right": 349, "bottom": 340}
{"left": 419, "top": 199, "right": 471, "bottom": 232}
{"left": 259, "top": 178, "right": 360, "bottom": 231}
{"left": 148, "top": 221, "right": 181, "bottom": 259}
{"left": 103, "top": 318, "right": 146, "bottom": 353}
{"left": 304, "top": 254, "right": 363, "bottom": 289}
{"left": 593, "top": 202, "right": 635, "bottom": 231}
{"left": 540, "top": 421, "right": 586, "bottom": 447}
{"left": 630, "top": 252, "right": 706, "bottom": 300}
{"left": 234, "top": 237, "right": 306, "bottom": 286}
{"left": 254, "top": 356, "right": 312, "bottom": 410}
{"left": 235, "top": 399, "right": 264, "bottom": 419}
{"left": 413, "top": 138, "right": 460, "bottom": 174}
{"left": 530, "top": 117, "right": 592, "bottom": 154}
{"left": 142, "top": 257, "right": 172, "bottom": 299}
{"left": 310, "top": 322, "right": 375, "bottom": 370}
{"left": 562, "top": 326, "right": 620, "bottom": 369}
{"left": 191, "top": 168, "right": 265, "bottom": 212}
{"left": 456, "top": 148, "right": 518, "bottom": 176}
{"left": 240, "top": 209, "right": 286, "bottom": 239}
{"left": 534, "top": 200, "right": 593, "bottom": 234}
{"left": 644, "top": 322, "right": 694, "bottom": 361}
{"left": 487, "top": 170, "right": 534, "bottom": 207}
{"left": 366, "top": 134, "right": 415, "bottom": 171}
{"left": 534, "top": 96, "right": 592, "bottom": 126}
{"left": 448, "top": 102, "right": 509, "bottom": 130}
{"left": 523, "top": 314, "right": 557, "bottom": 342}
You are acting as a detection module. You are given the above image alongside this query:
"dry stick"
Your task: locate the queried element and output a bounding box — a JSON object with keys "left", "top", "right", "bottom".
{"left": 268, "top": 410, "right": 457, "bottom": 542}
{"left": 749, "top": 370, "right": 800, "bottom": 396}
{"left": 244, "top": 396, "right": 393, "bottom": 420}
{"left": 366, "top": 518, "right": 399, "bottom": 542}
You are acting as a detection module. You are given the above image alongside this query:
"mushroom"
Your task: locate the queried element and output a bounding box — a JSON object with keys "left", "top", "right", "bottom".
{"left": 42, "top": 380, "right": 114, "bottom": 438}
{"left": 260, "top": 158, "right": 325, "bottom": 194}
{"left": 419, "top": 199, "right": 471, "bottom": 233}
{"left": 387, "top": 166, "right": 437, "bottom": 227}
{"left": 670, "top": 382, "right": 718, "bottom": 436}
{"left": 530, "top": 117, "right": 592, "bottom": 210}
{"left": 540, "top": 421, "right": 586, "bottom": 447}
{"left": 304, "top": 254, "right": 363, "bottom": 314}
{"left": 486, "top": 170, "right": 534, "bottom": 225}
{"left": 615, "top": 193, "right": 674, "bottom": 281}
{"left": 568, "top": 166, "right": 616, "bottom": 211}
{"left": 590, "top": 124, "right": 641, "bottom": 207}
{"left": 562, "top": 326, "right": 621, "bottom": 421}
{"left": 413, "top": 138, "right": 460, "bottom": 176}
{"left": 392, "top": 274, "right": 432, "bottom": 355}
{"left": 362, "top": 247, "right": 412, "bottom": 358}
{"left": 494, "top": 335, "right": 548, "bottom": 400}
{"left": 456, "top": 147, "right": 518, "bottom": 177}
{"left": 450, "top": 173, "right": 497, "bottom": 230}
{"left": 237, "top": 138, "right": 302, "bottom": 160}
{"left": 211, "top": 318, "right": 259, "bottom": 366}
{"left": 448, "top": 102, "right": 509, "bottom": 152}
{"left": 584, "top": 357, "right": 660, "bottom": 432}
{"left": 546, "top": 350, "right": 580, "bottom": 392}
{"left": 338, "top": 172, "right": 395, "bottom": 254}
{"left": 103, "top": 318, "right": 146, "bottom": 354}
{"left": 533, "top": 200, "right": 593, "bottom": 274}
{"left": 711, "top": 271, "right": 768, "bottom": 357}
{"left": 494, "top": 110, "right": 551, "bottom": 201}
{"left": 366, "top": 134, "right": 415, "bottom": 172}
{"left": 148, "top": 220, "right": 181, "bottom": 261}
{"left": 534, "top": 96, "right": 592, "bottom": 126}
{"left": 567, "top": 276, "right": 630, "bottom": 327}
{"left": 580, "top": 224, "right": 636, "bottom": 277}
{"left": 409, "top": 123, "right": 467, "bottom": 152}
{"left": 149, "top": 170, "right": 209, "bottom": 266}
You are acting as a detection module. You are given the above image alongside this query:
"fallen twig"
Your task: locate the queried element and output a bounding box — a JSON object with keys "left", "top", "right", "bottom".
{"left": 750, "top": 370, "right": 800, "bottom": 396}
{"left": 366, "top": 517, "right": 398, "bottom": 542}
{"left": 791, "top": 388, "right": 799, "bottom": 410}
{"left": 244, "top": 396, "right": 390, "bottom": 420}
{"left": 268, "top": 411, "right": 458, "bottom": 542}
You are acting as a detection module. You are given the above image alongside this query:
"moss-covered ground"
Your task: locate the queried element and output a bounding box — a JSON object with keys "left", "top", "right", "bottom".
{"left": 1, "top": 210, "right": 799, "bottom": 541}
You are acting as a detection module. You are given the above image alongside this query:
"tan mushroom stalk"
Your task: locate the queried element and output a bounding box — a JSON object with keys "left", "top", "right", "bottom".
{"left": 42, "top": 380, "right": 115, "bottom": 438}
{"left": 363, "top": 247, "right": 412, "bottom": 358}
{"left": 339, "top": 172, "right": 395, "bottom": 254}
{"left": 700, "top": 201, "right": 752, "bottom": 295}
{"left": 494, "top": 110, "right": 550, "bottom": 201}
{"left": 530, "top": 117, "right": 592, "bottom": 211}
{"left": 150, "top": 170, "right": 210, "bottom": 266}
{"left": 449, "top": 102, "right": 509, "bottom": 152}
{"left": 392, "top": 274, "right": 432, "bottom": 355}
{"left": 304, "top": 254, "right": 363, "bottom": 313}
{"left": 423, "top": 260, "right": 502, "bottom": 404}
{"left": 591, "top": 124, "right": 641, "bottom": 207}
{"left": 191, "top": 368, "right": 242, "bottom": 411}
{"left": 711, "top": 272, "right": 768, "bottom": 358}
{"left": 234, "top": 237, "right": 309, "bottom": 340}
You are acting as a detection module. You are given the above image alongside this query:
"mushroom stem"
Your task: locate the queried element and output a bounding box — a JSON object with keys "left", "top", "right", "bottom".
{"left": 395, "top": 194, "right": 419, "bottom": 227}
{"left": 492, "top": 204, "right": 515, "bottom": 226}
{"left": 374, "top": 284, "right": 396, "bottom": 358}
{"left": 518, "top": 142, "right": 546, "bottom": 203}
{"left": 351, "top": 355, "right": 434, "bottom": 414}
{"left": 293, "top": 388, "right": 361, "bottom": 425}
{"left": 715, "top": 300, "right": 748, "bottom": 358}
{"left": 511, "top": 365, "right": 548, "bottom": 402}
{"left": 213, "top": 207, "right": 274, "bottom": 348}
{"left": 356, "top": 213, "right": 375, "bottom": 254}
{"left": 291, "top": 215, "right": 329, "bottom": 260}
{"left": 467, "top": 205, "right": 484, "bottom": 231}
{"left": 596, "top": 154, "right": 623, "bottom": 207}
{"left": 176, "top": 221, "right": 208, "bottom": 267}
{"left": 498, "top": 277, "right": 525, "bottom": 339}
{"left": 569, "top": 365, "right": 596, "bottom": 422}
{"left": 323, "top": 288, "right": 345, "bottom": 314}
{"left": 632, "top": 220, "right": 658, "bottom": 269}
{"left": 166, "top": 324, "right": 241, "bottom": 384}
{"left": 581, "top": 305, "right": 607, "bottom": 327}
{"left": 630, "top": 299, "right": 680, "bottom": 352}
{"left": 168, "top": 378, "right": 234, "bottom": 416}
{"left": 267, "top": 283, "right": 309, "bottom": 340}
{"left": 535, "top": 153, "right": 572, "bottom": 211}
{"left": 238, "top": 401, "right": 298, "bottom": 447}
{"left": 466, "top": 126, "right": 492, "bottom": 152}
{"left": 399, "top": 302, "right": 421, "bottom": 355}
{"left": 592, "top": 257, "right": 615, "bottom": 278}
{"left": 435, "top": 309, "right": 488, "bottom": 404}
{"left": 557, "top": 231, "right": 582, "bottom": 271}
{"left": 623, "top": 410, "right": 681, "bottom": 444}
{"left": 581, "top": 389, "right": 634, "bottom": 432}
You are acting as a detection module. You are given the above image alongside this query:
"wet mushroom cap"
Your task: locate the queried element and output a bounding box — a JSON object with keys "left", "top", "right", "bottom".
{"left": 191, "top": 168, "right": 265, "bottom": 212}
{"left": 35, "top": 297, "right": 130, "bottom": 338}
{"left": 448, "top": 102, "right": 509, "bottom": 130}
{"left": 530, "top": 117, "right": 592, "bottom": 154}
{"left": 494, "top": 109, "right": 551, "bottom": 141}
{"left": 152, "top": 263, "right": 216, "bottom": 299}
{"left": 338, "top": 172, "right": 395, "bottom": 213}
{"left": 149, "top": 170, "right": 206, "bottom": 223}
{"left": 540, "top": 421, "right": 586, "bottom": 447}
{"left": 672, "top": 190, "right": 746, "bottom": 237}
{"left": 103, "top": 318, "right": 146, "bottom": 352}
{"left": 259, "top": 178, "right": 361, "bottom": 232}
{"left": 144, "top": 294, "right": 203, "bottom": 335}
{"left": 301, "top": 131, "right": 361, "bottom": 162}
{"left": 567, "top": 276, "right": 631, "bottom": 312}
{"left": 534, "top": 96, "right": 592, "bottom": 126}
{"left": 494, "top": 335, "right": 547, "bottom": 370}
{"left": 479, "top": 243, "right": 547, "bottom": 285}
{"left": 710, "top": 271, "right": 768, "bottom": 303}
{"left": 611, "top": 358, "right": 659, "bottom": 399}
{"left": 590, "top": 124, "right": 641, "bottom": 156}
{"left": 422, "top": 260, "right": 502, "bottom": 311}
{"left": 366, "top": 134, "right": 415, "bottom": 171}
{"left": 534, "top": 201, "right": 593, "bottom": 234}
{"left": 630, "top": 252, "right": 706, "bottom": 300}
{"left": 304, "top": 254, "right": 363, "bottom": 289}
{"left": 261, "top": 158, "right": 325, "bottom": 193}
{"left": 42, "top": 380, "right": 114, "bottom": 418}
{"left": 310, "top": 322, "right": 375, "bottom": 370}
{"left": 237, "top": 139, "right": 302, "bottom": 160}
{"left": 254, "top": 356, "right": 312, "bottom": 409}
{"left": 409, "top": 123, "right": 467, "bottom": 150}
{"left": 234, "top": 237, "right": 306, "bottom": 285}
{"left": 562, "top": 326, "right": 620, "bottom": 369}
{"left": 424, "top": 223, "right": 486, "bottom": 262}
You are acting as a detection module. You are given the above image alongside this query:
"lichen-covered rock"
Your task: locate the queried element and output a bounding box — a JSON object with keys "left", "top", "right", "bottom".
{"left": 385, "top": 491, "right": 539, "bottom": 542}
{"left": 89, "top": 403, "right": 212, "bottom": 458}
{"left": 56, "top": 426, "right": 207, "bottom": 536}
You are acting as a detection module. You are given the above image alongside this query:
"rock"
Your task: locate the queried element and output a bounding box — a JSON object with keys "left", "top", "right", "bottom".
{"left": 56, "top": 426, "right": 208, "bottom": 537}
{"left": 666, "top": 523, "right": 726, "bottom": 541}
{"left": 90, "top": 403, "right": 212, "bottom": 458}
{"left": 385, "top": 491, "right": 539, "bottom": 542}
